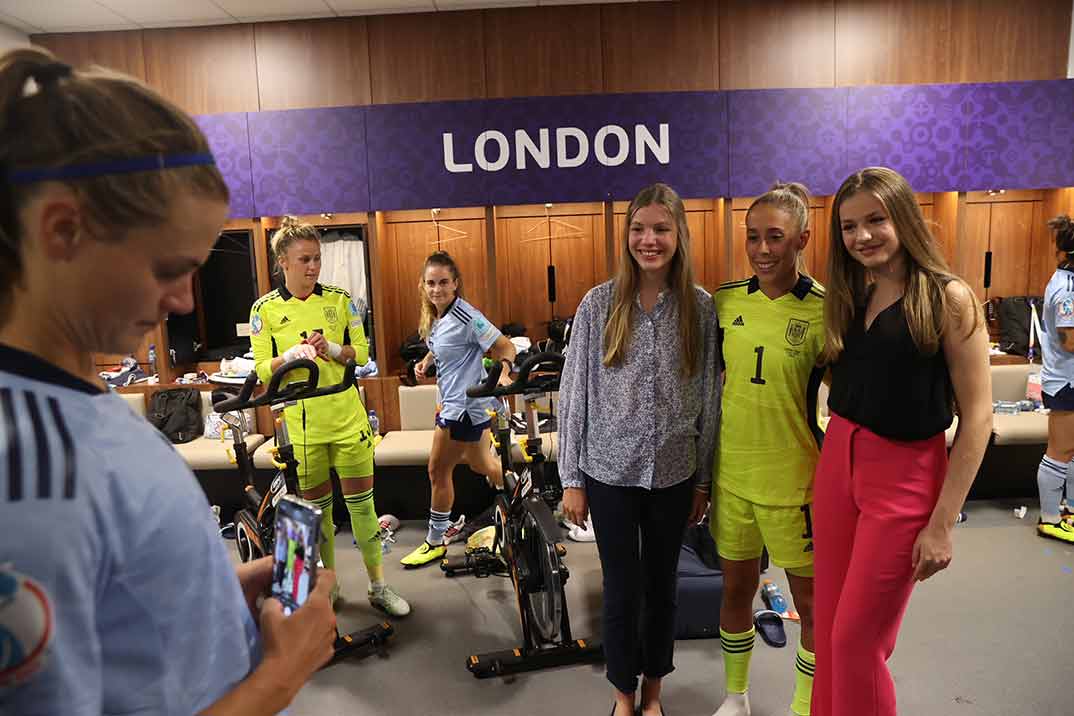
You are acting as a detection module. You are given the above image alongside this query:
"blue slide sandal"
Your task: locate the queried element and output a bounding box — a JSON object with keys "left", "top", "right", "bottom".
{"left": 753, "top": 608, "right": 787, "bottom": 648}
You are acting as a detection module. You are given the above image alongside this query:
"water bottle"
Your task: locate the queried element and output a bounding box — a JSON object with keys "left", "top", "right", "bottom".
{"left": 955, "top": 511, "right": 968, "bottom": 525}
{"left": 368, "top": 410, "right": 380, "bottom": 436}
{"left": 761, "top": 579, "right": 788, "bottom": 614}
{"left": 147, "top": 344, "right": 157, "bottom": 376}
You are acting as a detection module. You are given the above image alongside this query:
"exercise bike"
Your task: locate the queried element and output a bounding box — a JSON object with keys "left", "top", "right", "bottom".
{"left": 213, "top": 357, "right": 394, "bottom": 665}
{"left": 441, "top": 352, "right": 603, "bottom": 678}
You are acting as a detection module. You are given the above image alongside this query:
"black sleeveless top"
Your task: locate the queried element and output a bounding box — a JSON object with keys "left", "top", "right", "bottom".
{"left": 828, "top": 294, "right": 955, "bottom": 441}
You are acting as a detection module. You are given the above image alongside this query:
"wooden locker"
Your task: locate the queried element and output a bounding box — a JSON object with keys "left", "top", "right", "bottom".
{"left": 498, "top": 216, "right": 554, "bottom": 340}
{"left": 988, "top": 202, "right": 1035, "bottom": 298}
{"left": 437, "top": 219, "right": 491, "bottom": 320}
{"left": 960, "top": 203, "right": 992, "bottom": 302}
{"left": 550, "top": 214, "right": 603, "bottom": 320}
{"left": 686, "top": 210, "right": 714, "bottom": 291}
{"left": 388, "top": 221, "right": 438, "bottom": 360}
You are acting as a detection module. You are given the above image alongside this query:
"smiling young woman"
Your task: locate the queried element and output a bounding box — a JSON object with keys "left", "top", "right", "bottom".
{"left": 812, "top": 167, "right": 992, "bottom": 716}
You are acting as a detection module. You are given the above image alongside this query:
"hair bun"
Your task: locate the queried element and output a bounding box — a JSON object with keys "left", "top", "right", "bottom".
{"left": 770, "top": 181, "right": 811, "bottom": 207}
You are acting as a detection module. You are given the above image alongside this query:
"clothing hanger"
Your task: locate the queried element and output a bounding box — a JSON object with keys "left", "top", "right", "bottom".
{"left": 431, "top": 207, "right": 469, "bottom": 246}
{"left": 521, "top": 204, "right": 586, "bottom": 244}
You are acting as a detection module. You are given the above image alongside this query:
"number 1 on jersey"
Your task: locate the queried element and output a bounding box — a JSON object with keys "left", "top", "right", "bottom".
{"left": 751, "top": 346, "right": 766, "bottom": 385}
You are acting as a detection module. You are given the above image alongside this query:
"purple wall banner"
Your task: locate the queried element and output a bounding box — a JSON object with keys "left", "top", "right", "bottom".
{"left": 196, "top": 113, "right": 255, "bottom": 219}
{"left": 846, "top": 83, "right": 970, "bottom": 193}
{"left": 367, "top": 91, "right": 727, "bottom": 210}
{"left": 729, "top": 88, "right": 847, "bottom": 197}
{"left": 248, "top": 106, "right": 369, "bottom": 217}
{"left": 366, "top": 99, "right": 489, "bottom": 211}
{"left": 960, "top": 81, "right": 1074, "bottom": 191}
{"left": 203, "top": 79, "right": 1074, "bottom": 215}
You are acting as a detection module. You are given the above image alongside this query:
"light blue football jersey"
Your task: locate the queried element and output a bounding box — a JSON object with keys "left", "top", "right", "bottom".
{"left": 427, "top": 298, "right": 502, "bottom": 423}
{"left": 0, "top": 344, "right": 260, "bottom": 716}
{"left": 1040, "top": 269, "right": 1074, "bottom": 396}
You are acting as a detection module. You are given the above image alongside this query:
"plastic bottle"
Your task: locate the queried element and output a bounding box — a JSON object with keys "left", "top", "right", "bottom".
{"left": 368, "top": 410, "right": 380, "bottom": 436}
{"left": 760, "top": 579, "right": 788, "bottom": 614}
{"left": 955, "top": 511, "right": 968, "bottom": 524}
{"left": 148, "top": 344, "right": 157, "bottom": 376}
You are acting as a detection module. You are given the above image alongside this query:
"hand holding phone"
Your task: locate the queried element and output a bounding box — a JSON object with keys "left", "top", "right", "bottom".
{"left": 271, "top": 495, "right": 323, "bottom": 616}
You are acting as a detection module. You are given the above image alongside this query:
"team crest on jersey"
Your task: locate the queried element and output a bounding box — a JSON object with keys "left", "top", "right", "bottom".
{"left": 323, "top": 307, "right": 339, "bottom": 324}
{"left": 1060, "top": 298, "right": 1074, "bottom": 319}
{"left": 786, "top": 319, "right": 809, "bottom": 346}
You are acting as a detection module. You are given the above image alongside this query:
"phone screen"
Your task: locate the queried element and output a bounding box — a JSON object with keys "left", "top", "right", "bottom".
{"left": 271, "top": 497, "right": 321, "bottom": 616}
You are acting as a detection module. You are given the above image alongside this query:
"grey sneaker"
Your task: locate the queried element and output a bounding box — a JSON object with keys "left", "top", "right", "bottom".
{"left": 368, "top": 584, "right": 411, "bottom": 617}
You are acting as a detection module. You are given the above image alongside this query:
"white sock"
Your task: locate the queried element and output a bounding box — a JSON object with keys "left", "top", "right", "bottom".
{"left": 714, "top": 691, "right": 750, "bottom": 716}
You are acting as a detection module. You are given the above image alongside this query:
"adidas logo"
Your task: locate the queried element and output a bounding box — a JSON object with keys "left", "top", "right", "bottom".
{"left": 280, "top": 316, "right": 290, "bottom": 325}
{"left": 732, "top": 316, "right": 744, "bottom": 326}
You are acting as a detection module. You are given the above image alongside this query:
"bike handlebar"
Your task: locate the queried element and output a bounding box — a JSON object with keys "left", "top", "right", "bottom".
{"left": 212, "top": 358, "right": 359, "bottom": 413}
{"left": 466, "top": 351, "right": 564, "bottom": 399}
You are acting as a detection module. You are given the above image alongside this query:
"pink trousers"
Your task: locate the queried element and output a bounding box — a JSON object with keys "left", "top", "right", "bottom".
{"left": 812, "top": 413, "right": 946, "bottom": 716}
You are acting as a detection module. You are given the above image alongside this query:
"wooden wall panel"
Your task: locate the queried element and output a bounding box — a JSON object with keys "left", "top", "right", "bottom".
{"left": 836, "top": 0, "right": 1070, "bottom": 86}
{"left": 368, "top": 11, "right": 486, "bottom": 104}
{"left": 933, "top": 191, "right": 960, "bottom": 271}
{"left": 439, "top": 219, "right": 492, "bottom": 323}
{"left": 550, "top": 215, "right": 604, "bottom": 319}
{"left": 498, "top": 217, "right": 554, "bottom": 340}
{"left": 143, "top": 25, "right": 259, "bottom": 114}
{"left": 384, "top": 221, "right": 438, "bottom": 374}
{"left": 255, "top": 18, "right": 371, "bottom": 110}
{"left": 34, "top": 30, "right": 146, "bottom": 80}
{"left": 485, "top": 5, "right": 603, "bottom": 98}
{"left": 730, "top": 209, "right": 751, "bottom": 281}
{"left": 988, "top": 201, "right": 1034, "bottom": 298}
{"left": 948, "top": 0, "right": 1069, "bottom": 83}
{"left": 836, "top": 0, "right": 953, "bottom": 86}
{"left": 686, "top": 211, "right": 716, "bottom": 291}
{"left": 720, "top": 0, "right": 835, "bottom": 89}
{"left": 601, "top": 0, "right": 719, "bottom": 93}
{"left": 1033, "top": 188, "right": 1074, "bottom": 294}
{"left": 960, "top": 202, "right": 992, "bottom": 301}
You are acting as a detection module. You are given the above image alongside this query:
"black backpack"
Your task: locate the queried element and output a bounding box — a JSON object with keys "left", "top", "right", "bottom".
{"left": 148, "top": 388, "right": 203, "bottom": 444}
{"left": 399, "top": 332, "right": 429, "bottom": 363}
{"left": 998, "top": 296, "right": 1043, "bottom": 357}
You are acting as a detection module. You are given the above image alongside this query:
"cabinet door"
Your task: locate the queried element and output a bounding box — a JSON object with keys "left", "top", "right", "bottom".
{"left": 389, "top": 222, "right": 438, "bottom": 352}
{"left": 730, "top": 209, "right": 752, "bottom": 281}
{"left": 960, "top": 203, "right": 991, "bottom": 302}
{"left": 988, "top": 201, "right": 1034, "bottom": 299}
{"left": 550, "top": 214, "right": 603, "bottom": 320}
{"left": 686, "top": 210, "right": 715, "bottom": 291}
{"left": 438, "top": 219, "right": 492, "bottom": 322}
{"left": 498, "top": 217, "right": 553, "bottom": 340}
{"left": 804, "top": 206, "right": 829, "bottom": 286}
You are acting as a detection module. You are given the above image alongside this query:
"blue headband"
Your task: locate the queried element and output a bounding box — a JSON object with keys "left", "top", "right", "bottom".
{"left": 7, "top": 152, "right": 216, "bottom": 185}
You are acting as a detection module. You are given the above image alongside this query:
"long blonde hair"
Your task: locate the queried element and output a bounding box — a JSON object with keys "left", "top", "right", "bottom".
{"left": 604, "top": 183, "right": 701, "bottom": 377}
{"left": 822, "top": 167, "right": 979, "bottom": 363}
{"left": 417, "top": 251, "right": 463, "bottom": 339}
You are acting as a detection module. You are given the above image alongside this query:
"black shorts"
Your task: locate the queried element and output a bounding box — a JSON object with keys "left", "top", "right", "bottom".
{"left": 435, "top": 412, "right": 490, "bottom": 442}
{"left": 1044, "top": 384, "right": 1074, "bottom": 411}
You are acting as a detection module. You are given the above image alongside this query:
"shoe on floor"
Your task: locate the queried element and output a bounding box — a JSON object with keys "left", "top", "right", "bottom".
{"left": 400, "top": 541, "right": 447, "bottom": 567}
{"left": 368, "top": 583, "right": 411, "bottom": 617}
{"left": 443, "top": 515, "right": 467, "bottom": 544}
{"left": 713, "top": 691, "right": 750, "bottom": 716}
{"left": 1038, "top": 518, "right": 1074, "bottom": 543}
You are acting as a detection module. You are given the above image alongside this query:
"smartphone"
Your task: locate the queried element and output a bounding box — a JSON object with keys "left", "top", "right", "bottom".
{"left": 271, "top": 495, "right": 322, "bottom": 616}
